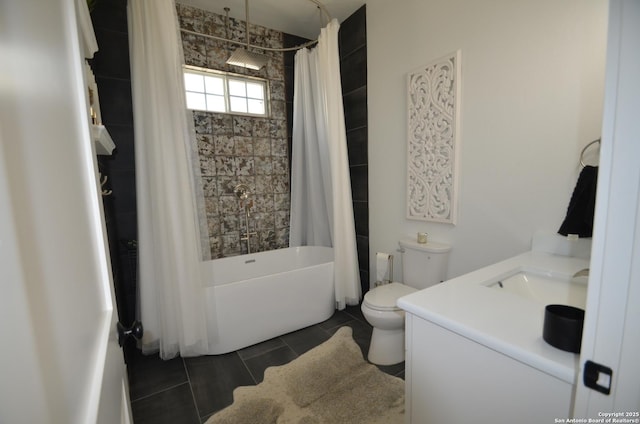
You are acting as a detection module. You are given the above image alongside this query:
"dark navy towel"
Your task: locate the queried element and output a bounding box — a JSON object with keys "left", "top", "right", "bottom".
{"left": 558, "top": 165, "right": 598, "bottom": 238}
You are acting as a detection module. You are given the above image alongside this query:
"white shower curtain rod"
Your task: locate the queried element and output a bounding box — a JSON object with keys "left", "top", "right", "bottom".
{"left": 179, "top": 0, "right": 332, "bottom": 53}
{"left": 180, "top": 28, "right": 319, "bottom": 52}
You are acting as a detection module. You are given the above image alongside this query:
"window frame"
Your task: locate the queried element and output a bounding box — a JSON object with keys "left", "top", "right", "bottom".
{"left": 183, "top": 65, "right": 270, "bottom": 117}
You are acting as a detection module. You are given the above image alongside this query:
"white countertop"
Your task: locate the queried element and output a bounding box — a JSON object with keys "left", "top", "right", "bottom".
{"left": 398, "top": 250, "right": 590, "bottom": 384}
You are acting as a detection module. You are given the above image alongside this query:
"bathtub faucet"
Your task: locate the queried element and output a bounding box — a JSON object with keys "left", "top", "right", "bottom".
{"left": 240, "top": 205, "right": 257, "bottom": 254}
{"left": 240, "top": 228, "right": 257, "bottom": 242}
{"left": 235, "top": 183, "right": 257, "bottom": 254}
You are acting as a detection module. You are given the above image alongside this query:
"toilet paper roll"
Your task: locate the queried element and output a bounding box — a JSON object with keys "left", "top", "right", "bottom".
{"left": 376, "top": 252, "right": 390, "bottom": 282}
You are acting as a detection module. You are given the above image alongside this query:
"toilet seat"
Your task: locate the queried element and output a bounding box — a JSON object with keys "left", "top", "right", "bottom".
{"left": 363, "top": 282, "right": 417, "bottom": 312}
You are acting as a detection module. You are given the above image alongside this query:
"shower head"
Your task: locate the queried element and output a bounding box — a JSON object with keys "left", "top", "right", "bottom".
{"left": 225, "top": 0, "right": 269, "bottom": 71}
{"left": 226, "top": 48, "right": 269, "bottom": 70}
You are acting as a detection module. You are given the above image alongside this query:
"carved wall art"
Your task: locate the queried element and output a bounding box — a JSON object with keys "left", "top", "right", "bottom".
{"left": 407, "top": 50, "right": 461, "bottom": 224}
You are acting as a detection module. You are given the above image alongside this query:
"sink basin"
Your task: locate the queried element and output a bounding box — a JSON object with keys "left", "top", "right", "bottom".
{"left": 486, "top": 268, "right": 587, "bottom": 309}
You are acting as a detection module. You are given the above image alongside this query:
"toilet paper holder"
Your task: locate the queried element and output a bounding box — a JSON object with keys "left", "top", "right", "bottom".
{"left": 375, "top": 254, "right": 394, "bottom": 287}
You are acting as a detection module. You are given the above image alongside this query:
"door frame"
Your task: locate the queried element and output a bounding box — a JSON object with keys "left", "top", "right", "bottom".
{"left": 574, "top": 0, "right": 640, "bottom": 415}
{"left": 0, "top": 0, "right": 130, "bottom": 422}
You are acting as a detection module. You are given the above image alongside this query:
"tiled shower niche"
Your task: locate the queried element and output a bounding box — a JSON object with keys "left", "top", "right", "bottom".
{"left": 177, "top": 3, "right": 290, "bottom": 258}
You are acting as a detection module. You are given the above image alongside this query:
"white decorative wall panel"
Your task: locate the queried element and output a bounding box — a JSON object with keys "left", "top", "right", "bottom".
{"left": 407, "top": 51, "right": 461, "bottom": 223}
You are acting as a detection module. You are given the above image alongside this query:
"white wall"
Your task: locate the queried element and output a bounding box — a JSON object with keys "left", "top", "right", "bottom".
{"left": 367, "top": 0, "right": 608, "bottom": 285}
{"left": 1, "top": 0, "right": 119, "bottom": 421}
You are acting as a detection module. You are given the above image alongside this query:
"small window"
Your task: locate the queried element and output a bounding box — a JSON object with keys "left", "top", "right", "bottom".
{"left": 183, "top": 66, "right": 268, "bottom": 117}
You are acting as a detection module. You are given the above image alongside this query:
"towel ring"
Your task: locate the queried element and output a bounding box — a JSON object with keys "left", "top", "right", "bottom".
{"left": 580, "top": 139, "right": 600, "bottom": 168}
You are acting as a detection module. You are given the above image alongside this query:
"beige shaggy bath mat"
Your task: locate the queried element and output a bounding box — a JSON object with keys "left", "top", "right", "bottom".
{"left": 206, "top": 326, "right": 405, "bottom": 424}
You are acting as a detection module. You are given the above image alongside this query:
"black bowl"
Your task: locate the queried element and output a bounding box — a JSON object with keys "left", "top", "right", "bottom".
{"left": 543, "top": 304, "right": 585, "bottom": 353}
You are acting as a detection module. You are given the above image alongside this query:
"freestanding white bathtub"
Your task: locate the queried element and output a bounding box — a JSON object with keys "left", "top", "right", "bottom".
{"left": 201, "top": 246, "right": 335, "bottom": 354}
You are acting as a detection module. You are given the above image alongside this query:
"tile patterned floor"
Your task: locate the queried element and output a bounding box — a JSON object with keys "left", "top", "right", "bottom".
{"left": 126, "top": 305, "right": 404, "bottom": 424}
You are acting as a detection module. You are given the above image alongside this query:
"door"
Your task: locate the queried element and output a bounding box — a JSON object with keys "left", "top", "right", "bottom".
{"left": 573, "top": 0, "right": 640, "bottom": 416}
{"left": 0, "top": 0, "right": 131, "bottom": 423}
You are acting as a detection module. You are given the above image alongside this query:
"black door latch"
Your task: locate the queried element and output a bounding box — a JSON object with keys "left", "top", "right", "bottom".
{"left": 584, "top": 360, "right": 613, "bottom": 395}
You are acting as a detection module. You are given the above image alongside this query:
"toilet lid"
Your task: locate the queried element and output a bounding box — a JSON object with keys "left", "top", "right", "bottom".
{"left": 363, "top": 282, "right": 417, "bottom": 311}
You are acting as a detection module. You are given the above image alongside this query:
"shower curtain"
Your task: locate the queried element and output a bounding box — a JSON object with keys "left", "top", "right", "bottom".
{"left": 128, "top": 0, "right": 212, "bottom": 359}
{"left": 290, "top": 19, "right": 361, "bottom": 309}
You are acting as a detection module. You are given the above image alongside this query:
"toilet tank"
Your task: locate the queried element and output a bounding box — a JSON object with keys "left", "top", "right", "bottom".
{"left": 399, "top": 238, "right": 451, "bottom": 289}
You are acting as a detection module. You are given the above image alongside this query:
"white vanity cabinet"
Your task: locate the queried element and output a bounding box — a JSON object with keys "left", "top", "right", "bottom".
{"left": 398, "top": 237, "right": 592, "bottom": 423}
{"left": 404, "top": 313, "right": 574, "bottom": 424}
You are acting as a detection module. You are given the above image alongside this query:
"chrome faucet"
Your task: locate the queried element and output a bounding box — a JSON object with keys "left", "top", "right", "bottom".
{"left": 573, "top": 268, "right": 590, "bottom": 278}
{"left": 234, "top": 184, "right": 257, "bottom": 254}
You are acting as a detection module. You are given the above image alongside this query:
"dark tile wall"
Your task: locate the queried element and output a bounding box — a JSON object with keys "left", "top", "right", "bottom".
{"left": 339, "top": 5, "right": 369, "bottom": 295}
{"left": 90, "top": 0, "right": 137, "bottom": 327}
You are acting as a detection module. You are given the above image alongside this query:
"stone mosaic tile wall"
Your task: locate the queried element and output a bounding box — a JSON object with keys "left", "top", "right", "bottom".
{"left": 177, "top": 3, "right": 290, "bottom": 258}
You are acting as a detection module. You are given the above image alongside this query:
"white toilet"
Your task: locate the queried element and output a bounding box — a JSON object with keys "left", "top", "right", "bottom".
{"left": 361, "top": 238, "right": 451, "bottom": 365}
